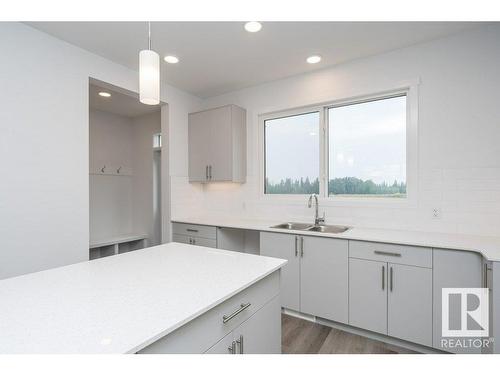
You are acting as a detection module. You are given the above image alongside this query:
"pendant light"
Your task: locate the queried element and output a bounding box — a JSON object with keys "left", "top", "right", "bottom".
{"left": 139, "top": 22, "right": 160, "bottom": 105}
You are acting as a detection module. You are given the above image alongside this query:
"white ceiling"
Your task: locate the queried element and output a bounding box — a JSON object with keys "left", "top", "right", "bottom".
{"left": 89, "top": 82, "right": 160, "bottom": 118}
{"left": 29, "top": 22, "right": 482, "bottom": 98}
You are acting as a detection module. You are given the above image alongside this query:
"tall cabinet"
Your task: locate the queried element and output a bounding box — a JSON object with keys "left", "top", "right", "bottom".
{"left": 188, "top": 104, "right": 246, "bottom": 183}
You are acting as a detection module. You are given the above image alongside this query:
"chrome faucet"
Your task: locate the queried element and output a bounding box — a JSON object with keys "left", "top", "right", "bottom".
{"left": 308, "top": 194, "right": 325, "bottom": 226}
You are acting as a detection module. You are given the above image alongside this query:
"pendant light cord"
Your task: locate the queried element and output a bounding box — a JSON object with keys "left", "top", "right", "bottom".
{"left": 148, "top": 21, "right": 152, "bottom": 50}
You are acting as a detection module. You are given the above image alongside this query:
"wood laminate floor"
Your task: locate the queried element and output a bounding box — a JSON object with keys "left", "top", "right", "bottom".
{"left": 282, "top": 314, "right": 418, "bottom": 354}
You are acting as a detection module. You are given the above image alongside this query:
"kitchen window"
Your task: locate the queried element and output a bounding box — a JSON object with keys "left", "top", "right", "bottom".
{"left": 262, "top": 86, "right": 416, "bottom": 201}
{"left": 328, "top": 94, "right": 407, "bottom": 198}
{"left": 264, "top": 111, "right": 320, "bottom": 194}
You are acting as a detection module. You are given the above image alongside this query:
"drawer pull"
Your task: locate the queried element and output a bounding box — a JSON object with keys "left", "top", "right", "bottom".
{"left": 186, "top": 228, "right": 199, "bottom": 233}
{"left": 228, "top": 340, "right": 236, "bottom": 354}
{"left": 374, "top": 250, "right": 401, "bottom": 257}
{"left": 390, "top": 266, "right": 394, "bottom": 292}
{"left": 382, "top": 265, "right": 385, "bottom": 290}
{"left": 222, "top": 303, "right": 251, "bottom": 324}
{"left": 236, "top": 334, "right": 244, "bottom": 354}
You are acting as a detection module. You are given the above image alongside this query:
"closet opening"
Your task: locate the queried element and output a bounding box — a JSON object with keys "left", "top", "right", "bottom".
{"left": 88, "top": 79, "right": 167, "bottom": 260}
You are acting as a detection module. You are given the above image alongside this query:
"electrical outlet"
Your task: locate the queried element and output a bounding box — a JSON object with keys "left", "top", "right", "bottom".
{"left": 432, "top": 208, "right": 441, "bottom": 219}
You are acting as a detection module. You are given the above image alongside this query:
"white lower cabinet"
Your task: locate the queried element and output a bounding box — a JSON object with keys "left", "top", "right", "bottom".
{"left": 260, "top": 232, "right": 348, "bottom": 324}
{"left": 387, "top": 264, "right": 432, "bottom": 346}
{"left": 138, "top": 271, "right": 281, "bottom": 354}
{"left": 432, "top": 248, "right": 483, "bottom": 353}
{"left": 172, "top": 234, "right": 217, "bottom": 248}
{"left": 349, "top": 258, "right": 388, "bottom": 334}
{"left": 260, "top": 232, "right": 300, "bottom": 311}
{"left": 204, "top": 331, "right": 236, "bottom": 354}
{"left": 300, "top": 236, "right": 348, "bottom": 323}
{"left": 236, "top": 296, "right": 281, "bottom": 353}
{"left": 206, "top": 296, "right": 281, "bottom": 354}
{"left": 172, "top": 223, "right": 217, "bottom": 248}
{"left": 349, "top": 242, "right": 433, "bottom": 347}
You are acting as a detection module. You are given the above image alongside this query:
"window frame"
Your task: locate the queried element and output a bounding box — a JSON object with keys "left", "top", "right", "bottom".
{"left": 259, "top": 81, "right": 419, "bottom": 207}
{"left": 260, "top": 105, "right": 324, "bottom": 200}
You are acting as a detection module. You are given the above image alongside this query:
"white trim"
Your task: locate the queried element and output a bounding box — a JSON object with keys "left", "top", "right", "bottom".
{"left": 258, "top": 79, "right": 419, "bottom": 208}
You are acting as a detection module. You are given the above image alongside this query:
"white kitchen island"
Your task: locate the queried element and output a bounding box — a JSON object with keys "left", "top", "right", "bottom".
{"left": 0, "top": 243, "right": 286, "bottom": 354}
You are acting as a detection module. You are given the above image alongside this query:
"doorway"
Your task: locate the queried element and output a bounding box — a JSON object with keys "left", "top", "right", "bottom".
{"left": 88, "top": 79, "right": 167, "bottom": 259}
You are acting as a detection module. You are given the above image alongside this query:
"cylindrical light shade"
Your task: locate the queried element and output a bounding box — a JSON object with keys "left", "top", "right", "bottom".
{"left": 139, "top": 49, "right": 160, "bottom": 105}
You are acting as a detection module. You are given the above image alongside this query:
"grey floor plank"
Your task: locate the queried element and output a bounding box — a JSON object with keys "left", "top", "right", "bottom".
{"left": 281, "top": 314, "right": 418, "bottom": 354}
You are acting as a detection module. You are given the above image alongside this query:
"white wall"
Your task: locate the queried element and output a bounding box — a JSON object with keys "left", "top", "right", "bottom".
{"left": 0, "top": 23, "right": 201, "bottom": 279}
{"left": 89, "top": 110, "right": 134, "bottom": 240}
{"left": 181, "top": 24, "right": 500, "bottom": 237}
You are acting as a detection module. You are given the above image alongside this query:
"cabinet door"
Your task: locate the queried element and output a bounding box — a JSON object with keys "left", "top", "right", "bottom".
{"left": 235, "top": 296, "right": 281, "bottom": 354}
{"left": 387, "top": 263, "right": 432, "bottom": 346}
{"left": 260, "top": 232, "right": 300, "bottom": 311}
{"left": 300, "top": 236, "right": 348, "bottom": 323}
{"left": 172, "top": 234, "right": 190, "bottom": 244}
{"left": 191, "top": 236, "right": 217, "bottom": 248}
{"left": 207, "top": 106, "right": 233, "bottom": 181}
{"left": 205, "top": 333, "right": 236, "bottom": 354}
{"left": 433, "top": 249, "right": 483, "bottom": 353}
{"left": 349, "top": 258, "right": 387, "bottom": 334}
{"left": 188, "top": 111, "right": 211, "bottom": 182}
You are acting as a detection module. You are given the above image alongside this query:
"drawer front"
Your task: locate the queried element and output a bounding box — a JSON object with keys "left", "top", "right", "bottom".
{"left": 172, "top": 222, "right": 217, "bottom": 239}
{"left": 172, "top": 234, "right": 190, "bottom": 244}
{"left": 137, "top": 270, "right": 280, "bottom": 354}
{"left": 172, "top": 234, "right": 217, "bottom": 248}
{"left": 349, "top": 240, "right": 432, "bottom": 268}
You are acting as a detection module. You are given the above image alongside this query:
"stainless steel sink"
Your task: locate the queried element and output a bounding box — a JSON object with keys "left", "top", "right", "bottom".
{"left": 306, "top": 225, "right": 350, "bottom": 234}
{"left": 270, "top": 222, "right": 350, "bottom": 234}
{"left": 270, "top": 222, "right": 314, "bottom": 231}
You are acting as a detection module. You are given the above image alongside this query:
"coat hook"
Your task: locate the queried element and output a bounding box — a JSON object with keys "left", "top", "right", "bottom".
{"left": 101, "top": 165, "right": 106, "bottom": 173}
{"left": 117, "top": 166, "right": 122, "bottom": 174}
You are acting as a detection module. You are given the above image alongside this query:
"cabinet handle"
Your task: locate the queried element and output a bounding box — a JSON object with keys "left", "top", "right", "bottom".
{"left": 228, "top": 340, "right": 236, "bottom": 354}
{"left": 236, "top": 334, "right": 244, "bottom": 354}
{"left": 222, "top": 303, "right": 251, "bottom": 324}
{"left": 382, "top": 265, "right": 385, "bottom": 290}
{"left": 300, "top": 237, "right": 304, "bottom": 257}
{"left": 294, "top": 236, "right": 298, "bottom": 257}
{"left": 390, "top": 267, "right": 393, "bottom": 292}
{"left": 189, "top": 238, "right": 192, "bottom": 244}
{"left": 186, "top": 228, "right": 199, "bottom": 233}
{"left": 209, "top": 165, "right": 212, "bottom": 180}
{"left": 484, "top": 263, "right": 487, "bottom": 288}
{"left": 192, "top": 238, "right": 196, "bottom": 245}
{"left": 374, "top": 250, "right": 401, "bottom": 257}
{"left": 206, "top": 165, "right": 209, "bottom": 180}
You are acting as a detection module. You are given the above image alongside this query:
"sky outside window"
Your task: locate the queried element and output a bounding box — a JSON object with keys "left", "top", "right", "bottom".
{"left": 328, "top": 95, "right": 407, "bottom": 197}
{"left": 265, "top": 112, "right": 320, "bottom": 194}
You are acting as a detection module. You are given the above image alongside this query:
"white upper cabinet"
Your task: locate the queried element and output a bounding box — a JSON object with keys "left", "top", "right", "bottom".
{"left": 188, "top": 105, "right": 246, "bottom": 183}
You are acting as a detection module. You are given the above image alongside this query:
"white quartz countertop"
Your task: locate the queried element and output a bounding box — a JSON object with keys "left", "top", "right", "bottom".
{"left": 0, "top": 243, "right": 286, "bottom": 354}
{"left": 172, "top": 217, "right": 500, "bottom": 262}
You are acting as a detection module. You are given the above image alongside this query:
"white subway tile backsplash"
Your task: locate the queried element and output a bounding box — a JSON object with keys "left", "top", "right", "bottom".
{"left": 171, "top": 165, "right": 500, "bottom": 237}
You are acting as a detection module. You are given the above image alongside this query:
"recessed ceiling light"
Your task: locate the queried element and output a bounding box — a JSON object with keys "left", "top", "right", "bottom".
{"left": 244, "top": 21, "right": 262, "bottom": 33}
{"left": 306, "top": 55, "right": 322, "bottom": 64}
{"left": 164, "top": 55, "right": 179, "bottom": 64}
{"left": 98, "top": 92, "right": 111, "bottom": 98}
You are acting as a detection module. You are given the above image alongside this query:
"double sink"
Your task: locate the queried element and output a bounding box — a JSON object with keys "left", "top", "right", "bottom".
{"left": 270, "top": 222, "right": 350, "bottom": 234}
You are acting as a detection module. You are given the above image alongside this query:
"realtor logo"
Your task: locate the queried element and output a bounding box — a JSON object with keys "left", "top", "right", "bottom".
{"left": 442, "top": 288, "right": 489, "bottom": 337}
